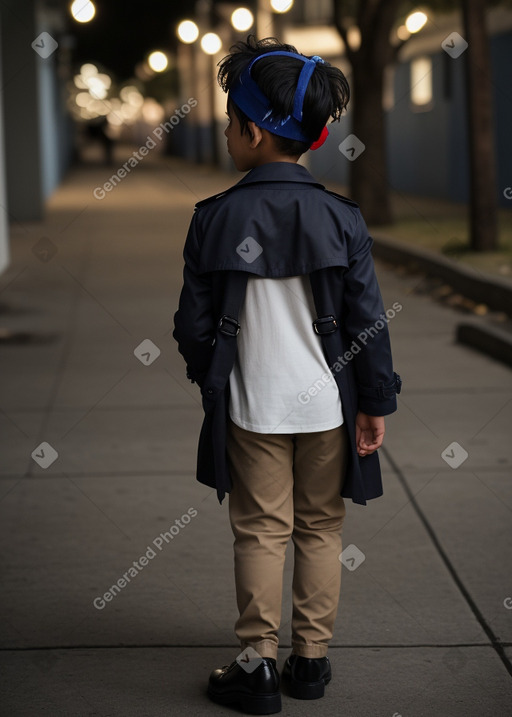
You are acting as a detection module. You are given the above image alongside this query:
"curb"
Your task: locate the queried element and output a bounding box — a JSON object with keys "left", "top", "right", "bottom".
{"left": 456, "top": 322, "right": 512, "bottom": 368}
{"left": 371, "top": 235, "right": 512, "bottom": 316}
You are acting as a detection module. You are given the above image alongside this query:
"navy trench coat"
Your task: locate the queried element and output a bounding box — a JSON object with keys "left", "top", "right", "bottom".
{"left": 173, "top": 162, "right": 401, "bottom": 506}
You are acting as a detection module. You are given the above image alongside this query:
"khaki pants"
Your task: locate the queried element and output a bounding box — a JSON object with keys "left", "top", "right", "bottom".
{"left": 226, "top": 418, "right": 348, "bottom": 660}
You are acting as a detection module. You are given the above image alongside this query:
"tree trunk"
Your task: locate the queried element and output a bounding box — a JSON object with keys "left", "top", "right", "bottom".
{"left": 462, "top": 0, "right": 498, "bottom": 251}
{"left": 333, "top": 0, "right": 401, "bottom": 225}
{"left": 350, "top": 56, "right": 392, "bottom": 225}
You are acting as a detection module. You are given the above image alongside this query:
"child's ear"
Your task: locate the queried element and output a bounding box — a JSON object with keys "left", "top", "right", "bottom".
{"left": 247, "top": 121, "right": 263, "bottom": 149}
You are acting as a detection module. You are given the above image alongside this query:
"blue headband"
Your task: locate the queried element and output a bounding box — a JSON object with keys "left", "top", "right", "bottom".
{"left": 229, "top": 50, "right": 328, "bottom": 147}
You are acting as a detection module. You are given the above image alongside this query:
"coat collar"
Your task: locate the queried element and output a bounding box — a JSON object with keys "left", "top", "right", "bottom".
{"left": 235, "top": 161, "right": 325, "bottom": 189}
{"left": 194, "top": 162, "right": 326, "bottom": 211}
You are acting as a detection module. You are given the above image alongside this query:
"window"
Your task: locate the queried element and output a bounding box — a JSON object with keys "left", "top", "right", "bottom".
{"left": 410, "top": 56, "right": 433, "bottom": 109}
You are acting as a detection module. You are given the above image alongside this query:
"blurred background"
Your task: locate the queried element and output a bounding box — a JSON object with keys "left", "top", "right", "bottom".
{"left": 1, "top": 0, "right": 511, "bottom": 272}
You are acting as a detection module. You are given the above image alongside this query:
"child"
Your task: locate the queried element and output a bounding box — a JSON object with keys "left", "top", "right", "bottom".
{"left": 173, "top": 35, "right": 401, "bottom": 715}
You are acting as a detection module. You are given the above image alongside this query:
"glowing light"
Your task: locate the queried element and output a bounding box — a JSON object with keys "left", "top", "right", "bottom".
{"left": 177, "top": 20, "right": 199, "bottom": 43}
{"left": 120, "top": 86, "right": 144, "bottom": 107}
{"left": 396, "top": 25, "right": 411, "bottom": 41}
{"left": 347, "top": 27, "right": 361, "bottom": 51}
{"left": 107, "top": 112, "right": 123, "bottom": 127}
{"left": 142, "top": 98, "right": 165, "bottom": 124}
{"left": 70, "top": 0, "right": 96, "bottom": 23}
{"left": 411, "top": 57, "right": 433, "bottom": 106}
{"left": 95, "top": 73, "right": 111, "bottom": 89}
{"left": 89, "top": 99, "right": 109, "bottom": 115}
{"left": 270, "top": 0, "right": 294, "bottom": 13}
{"left": 74, "top": 74, "right": 88, "bottom": 89}
{"left": 148, "top": 51, "right": 168, "bottom": 73}
{"left": 231, "top": 8, "right": 254, "bottom": 31}
{"left": 120, "top": 103, "right": 139, "bottom": 121}
{"left": 86, "top": 77, "right": 108, "bottom": 100}
{"left": 80, "top": 63, "right": 98, "bottom": 78}
{"left": 200, "top": 32, "right": 222, "bottom": 55}
{"left": 405, "top": 11, "right": 428, "bottom": 34}
{"left": 75, "top": 92, "right": 91, "bottom": 108}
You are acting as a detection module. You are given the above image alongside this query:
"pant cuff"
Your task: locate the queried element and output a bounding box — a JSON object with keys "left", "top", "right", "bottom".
{"left": 240, "top": 639, "right": 278, "bottom": 660}
{"left": 291, "top": 643, "right": 329, "bottom": 658}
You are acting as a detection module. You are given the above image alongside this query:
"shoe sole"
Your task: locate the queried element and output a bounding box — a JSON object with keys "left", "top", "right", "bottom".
{"left": 282, "top": 668, "right": 331, "bottom": 700}
{"left": 207, "top": 687, "right": 282, "bottom": 714}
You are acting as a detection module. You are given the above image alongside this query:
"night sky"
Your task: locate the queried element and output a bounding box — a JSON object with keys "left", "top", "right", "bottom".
{"left": 67, "top": 0, "right": 241, "bottom": 82}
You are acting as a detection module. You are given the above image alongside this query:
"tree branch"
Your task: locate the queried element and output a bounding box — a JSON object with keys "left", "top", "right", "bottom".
{"left": 332, "top": 0, "right": 357, "bottom": 64}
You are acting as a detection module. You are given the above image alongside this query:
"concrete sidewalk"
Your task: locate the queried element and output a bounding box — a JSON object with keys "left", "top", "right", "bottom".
{"left": 1, "top": 149, "right": 511, "bottom": 716}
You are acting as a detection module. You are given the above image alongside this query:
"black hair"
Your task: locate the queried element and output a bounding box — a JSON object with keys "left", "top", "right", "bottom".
{"left": 218, "top": 35, "right": 350, "bottom": 157}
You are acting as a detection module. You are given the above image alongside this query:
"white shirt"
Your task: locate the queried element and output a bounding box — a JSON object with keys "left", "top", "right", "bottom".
{"left": 228, "top": 275, "right": 343, "bottom": 434}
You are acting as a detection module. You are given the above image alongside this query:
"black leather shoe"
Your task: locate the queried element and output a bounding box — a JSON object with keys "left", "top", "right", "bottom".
{"left": 281, "top": 653, "right": 332, "bottom": 699}
{"left": 207, "top": 656, "right": 281, "bottom": 714}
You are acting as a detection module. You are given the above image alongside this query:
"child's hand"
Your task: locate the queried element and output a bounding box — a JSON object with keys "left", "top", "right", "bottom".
{"left": 355, "top": 412, "right": 385, "bottom": 457}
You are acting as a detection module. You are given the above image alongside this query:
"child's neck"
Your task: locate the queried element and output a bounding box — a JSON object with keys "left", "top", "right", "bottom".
{"left": 251, "top": 153, "right": 300, "bottom": 167}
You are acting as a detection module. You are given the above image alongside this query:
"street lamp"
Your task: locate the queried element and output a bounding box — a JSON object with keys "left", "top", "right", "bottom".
{"left": 231, "top": 7, "right": 254, "bottom": 31}
{"left": 397, "top": 10, "right": 428, "bottom": 42}
{"left": 405, "top": 11, "right": 428, "bottom": 34}
{"left": 70, "top": 0, "right": 96, "bottom": 23}
{"left": 201, "top": 32, "right": 222, "bottom": 55}
{"left": 177, "top": 20, "right": 199, "bottom": 44}
{"left": 147, "top": 51, "right": 169, "bottom": 73}
{"left": 270, "top": 0, "right": 293, "bottom": 13}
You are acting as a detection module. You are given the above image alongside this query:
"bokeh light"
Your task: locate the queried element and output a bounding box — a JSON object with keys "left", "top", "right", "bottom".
{"left": 405, "top": 11, "right": 428, "bottom": 34}
{"left": 270, "top": 0, "right": 294, "bottom": 13}
{"left": 396, "top": 25, "right": 411, "bottom": 41}
{"left": 231, "top": 8, "right": 254, "bottom": 31}
{"left": 177, "top": 20, "right": 199, "bottom": 43}
{"left": 69, "top": 64, "right": 116, "bottom": 121}
{"left": 347, "top": 27, "right": 361, "bottom": 51}
{"left": 200, "top": 33, "right": 222, "bottom": 55}
{"left": 70, "top": 0, "right": 96, "bottom": 23}
{"left": 147, "top": 51, "right": 168, "bottom": 73}
{"left": 80, "top": 63, "right": 98, "bottom": 78}
{"left": 141, "top": 98, "right": 165, "bottom": 124}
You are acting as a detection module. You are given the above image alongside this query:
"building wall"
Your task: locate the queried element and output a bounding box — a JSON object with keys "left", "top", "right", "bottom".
{"left": 388, "top": 29, "right": 511, "bottom": 207}
{"left": 0, "top": 0, "right": 74, "bottom": 225}
{"left": 1, "top": 0, "right": 44, "bottom": 221}
{"left": 387, "top": 52, "right": 465, "bottom": 202}
{"left": 490, "top": 30, "right": 512, "bottom": 207}
{"left": 0, "top": 14, "right": 10, "bottom": 275}
{"left": 293, "top": 16, "right": 512, "bottom": 209}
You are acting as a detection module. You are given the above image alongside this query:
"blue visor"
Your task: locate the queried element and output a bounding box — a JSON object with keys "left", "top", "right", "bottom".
{"left": 229, "top": 50, "right": 327, "bottom": 146}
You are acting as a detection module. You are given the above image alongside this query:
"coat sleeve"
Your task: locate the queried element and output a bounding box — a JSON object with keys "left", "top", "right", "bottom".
{"left": 342, "top": 209, "right": 401, "bottom": 416}
{"left": 173, "top": 212, "right": 215, "bottom": 387}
